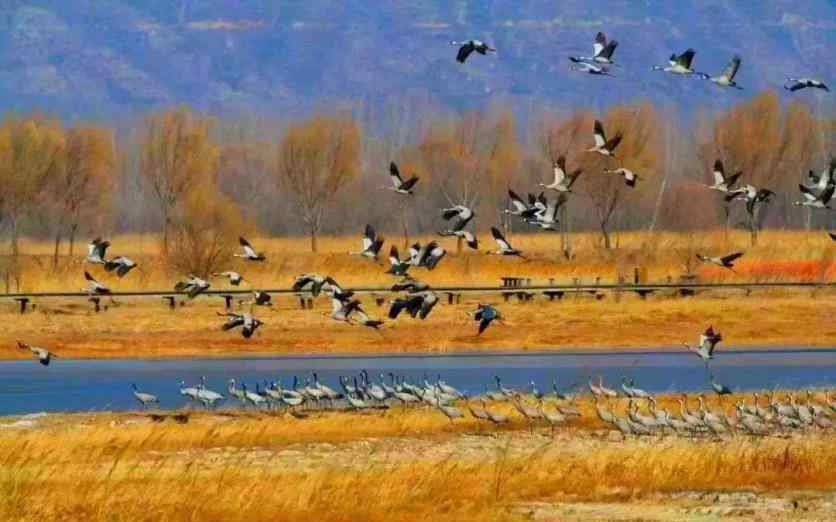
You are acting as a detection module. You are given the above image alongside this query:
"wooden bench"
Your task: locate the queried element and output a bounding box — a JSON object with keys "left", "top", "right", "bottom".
{"left": 443, "top": 292, "right": 462, "bottom": 305}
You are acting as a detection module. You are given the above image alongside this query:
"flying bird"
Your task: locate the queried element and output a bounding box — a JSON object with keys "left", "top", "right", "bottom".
{"left": 450, "top": 39, "right": 496, "bottom": 63}
{"left": 570, "top": 31, "right": 619, "bottom": 65}
{"left": 472, "top": 304, "right": 501, "bottom": 335}
{"left": 218, "top": 312, "right": 263, "bottom": 338}
{"left": 293, "top": 274, "right": 347, "bottom": 298}
{"left": 174, "top": 275, "right": 211, "bottom": 298}
{"left": 410, "top": 241, "right": 447, "bottom": 270}
{"left": 784, "top": 77, "right": 829, "bottom": 93}
{"left": 531, "top": 195, "right": 567, "bottom": 231}
{"left": 604, "top": 167, "right": 639, "bottom": 187}
{"left": 103, "top": 256, "right": 137, "bottom": 278}
{"left": 794, "top": 184, "right": 834, "bottom": 210}
{"left": 587, "top": 120, "right": 622, "bottom": 157}
{"left": 440, "top": 205, "right": 475, "bottom": 232}
{"left": 541, "top": 157, "right": 582, "bottom": 192}
{"left": 489, "top": 227, "right": 524, "bottom": 258}
{"left": 86, "top": 237, "right": 110, "bottom": 264}
{"left": 386, "top": 162, "right": 419, "bottom": 195}
{"left": 386, "top": 246, "right": 412, "bottom": 276}
{"left": 707, "top": 160, "right": 742, "bottom": 192}
{"left": 803, "top": 159, "right": 835, "bottom": 193}
{"left": 569, "top": 60, "right": 613, "bottom": 76}
{"left": 696, "top": 252, "right": 743, "bottom": 271}
{"left": 708, "top": 55, "right": 743, "bottom": 89}
{"left": 235, "top": 237, "right": 266, "bottom": 261}
{"left": 82, "top": 271, "right": 111, "bottom": 295}
{"left": 389, "top": 291, "right": 439, "bottom": 320}
{"left": 17, "top": 341, "right": 58, "bottom": 366}
{"left": 345, "top": 299, "right": 384, "bottom": 329}
{"left": 390, "top": 276, "right": 429, "bottom": 293}
{"left": 651, "top": 48, "right": 709, "bottom": 78}
{"left": 353, "top": 224, "right": 384, "bottom": 259}
{"left": 213, "top": 271, "right": 243, "bottom": 286}
{"left": 683, "top": 326, "right": 722, "bottom": 365}
{"left": 251, "top": 290, "right": 272, "bottom": 306}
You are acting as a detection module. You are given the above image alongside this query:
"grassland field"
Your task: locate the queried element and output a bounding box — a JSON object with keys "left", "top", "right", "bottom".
{"left": 1, "top": 229, "right": 834, "bottom": 359}
{"left": 1, "top": 391, "right": 834, "bottom": 522}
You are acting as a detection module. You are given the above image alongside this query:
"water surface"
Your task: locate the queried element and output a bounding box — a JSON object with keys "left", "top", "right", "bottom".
{"left": 1, "top": 348, "right": 834, "bottom": 416}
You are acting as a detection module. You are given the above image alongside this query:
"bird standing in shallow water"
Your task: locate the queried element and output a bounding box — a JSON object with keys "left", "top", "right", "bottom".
{"left": 132, "top": 384, "right": 159, "bottom": 409}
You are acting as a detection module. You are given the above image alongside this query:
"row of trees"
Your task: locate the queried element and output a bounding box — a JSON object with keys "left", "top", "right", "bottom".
{"left": 0, "top": 92, "right": 832, "bottom": 270}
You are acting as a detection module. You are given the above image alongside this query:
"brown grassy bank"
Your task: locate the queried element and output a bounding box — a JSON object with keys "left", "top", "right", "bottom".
{"left": 1, "top": 229, "right": 833, "bottom": 359}
{"left": 1, "top": 293, "right": 834, "bottom": 359}
{"left": 5, "top": 229, "right": 836, "bottom": 292}
{"left": 1, "top": 401, "right": 834, "bottom": 522}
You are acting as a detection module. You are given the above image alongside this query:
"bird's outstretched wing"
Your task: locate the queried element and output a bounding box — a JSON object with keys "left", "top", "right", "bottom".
{"left": 677, "top": 48, "right": 696, "bottom": 69}
{"left": 723, "top": 55, "right": 741, "bottom": 80}
{"left": 389, "top": 162, "right": 404, "bottom": 186}
{"left": 456, "top": 42, "right": 475, "bottom": 63}
{"left": 400, "top": 176, "right": 419, "bottom": 192}
{"left": 604, "top": 134, "right": 622, "bottom": 152}
{"left": 721, "top": 252, "right": 743, "bottom": 265}
{"left": 593, "top": 32, "right": 607, "bottom": 57}
{"left": 491, "top": 227, "right": 512, "bottom": 250}
{"left": 593, "top": 120, "right": 607, "bottom": 148}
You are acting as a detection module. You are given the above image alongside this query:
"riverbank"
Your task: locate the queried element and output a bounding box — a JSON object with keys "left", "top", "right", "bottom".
{"left": 1, "top": 400, "right": 834, "bottom": 522}
{"left": 1, "top": 293, "right": 834, "bottom": 359}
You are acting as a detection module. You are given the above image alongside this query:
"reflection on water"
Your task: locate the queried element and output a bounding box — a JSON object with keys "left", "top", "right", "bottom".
{"left": 0, "top": 349, "right": 834, "bottom": 415}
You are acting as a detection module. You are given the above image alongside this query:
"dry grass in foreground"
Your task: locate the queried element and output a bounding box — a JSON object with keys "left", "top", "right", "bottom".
{"left": 0, "top": 404, "right": 834, "bottom": 522}
{"left": 0, "top": 292, "right": 834, "bottom": 359}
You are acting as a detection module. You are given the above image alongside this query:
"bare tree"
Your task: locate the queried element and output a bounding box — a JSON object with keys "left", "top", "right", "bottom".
{"left": 138, "top": 106, "right": 218, "bottom": 253}
{"left": 49, "top": 126, "right": 116, "bottom": 265}
{"left": 0, "top": 115, "right": 64, "bottom": 256}
{"left": 167, "top": 187, "right": 246, "bottom": 277}
{"left": 273, "top": 113, "right": 361, "bottom": 252}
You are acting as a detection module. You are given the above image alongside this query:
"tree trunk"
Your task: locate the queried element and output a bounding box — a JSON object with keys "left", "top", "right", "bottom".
{"left": 749, "top": 207, "right": 759, "bottom": 247}
{"left": 600, "top": 221, "right": 611, "bottom": 249}
{"left": 10, "top": 217, "right": 18, "bottom": 257}
{"left": 456, "top": 236, "right": 462, "bottom": 254}
{"left": 52, "top": 230, "right": 62, "bottom": 270}
{"left": 310, "top": 228, "right": 318, "bottom": 253}
{"left": 805, "top": 208, "right": 812, "bottom": 231}
{"left": 560, "top": 204, "right": 571, "bottom": 259}
{"left": 68, "top": 223, "right": 78, "bottom": 257}
{"left": 400, "top": 201, "right": 409, "bottom": 250}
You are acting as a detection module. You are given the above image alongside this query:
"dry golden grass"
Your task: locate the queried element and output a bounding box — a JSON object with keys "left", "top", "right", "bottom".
{"left": 1, "top": 397, "right": 834, "bottom": 522}
{"left": 6, "top": 229, "right": 836, "bottom": 293}
{"left": 0, "top": 229, "right": 833, "bottom": 359}
{"left": 0, "top": 292, "right": 833, "bottom": 360}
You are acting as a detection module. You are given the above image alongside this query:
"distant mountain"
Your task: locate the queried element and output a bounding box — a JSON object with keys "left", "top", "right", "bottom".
{"left": 0, "top": 1, "right": 833, "bottom": 121}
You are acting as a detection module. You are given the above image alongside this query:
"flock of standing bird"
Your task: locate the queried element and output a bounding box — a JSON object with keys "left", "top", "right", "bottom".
{"left": 119, "top": 362, "right": 836, "bottom": 439}
{"left": 11, "top": 32, "right": 835, "bottom": 436}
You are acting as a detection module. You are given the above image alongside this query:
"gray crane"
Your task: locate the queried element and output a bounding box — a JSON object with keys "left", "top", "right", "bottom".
{"left": 132, "top": 384, "right": 159, "bottom": 409}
